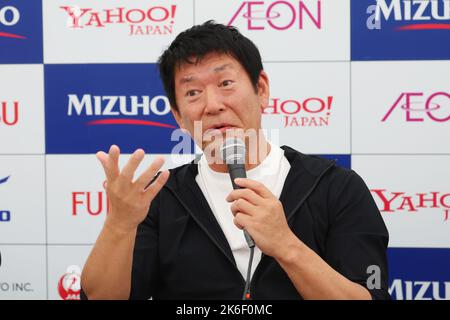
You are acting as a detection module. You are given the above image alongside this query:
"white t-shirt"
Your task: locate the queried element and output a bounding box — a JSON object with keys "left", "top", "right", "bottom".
{"left": 195, "top": 143, "right": 291, "bottom": 280}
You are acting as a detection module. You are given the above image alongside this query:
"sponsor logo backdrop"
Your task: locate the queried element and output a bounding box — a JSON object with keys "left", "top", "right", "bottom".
{"left": 0, "top": 0, "right": 448, "bottom": 299}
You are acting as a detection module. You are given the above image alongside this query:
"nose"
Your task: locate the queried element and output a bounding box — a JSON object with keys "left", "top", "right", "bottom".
{"left": 204, "top": 88, "right": 225, "bottom": 115}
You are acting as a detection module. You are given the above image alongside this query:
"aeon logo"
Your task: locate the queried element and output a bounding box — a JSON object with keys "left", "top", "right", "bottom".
{"left": 382, "top": 92, "right": 450, "bottom": 122}
{"left": 228, "top": 1, "right": 322, "bottom": 30}
{"left": 0, "top": 5, "right": 25, "bottom": 39}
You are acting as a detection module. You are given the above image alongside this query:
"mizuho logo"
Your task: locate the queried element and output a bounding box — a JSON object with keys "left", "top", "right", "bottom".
{"left": 0, "top": 6, "right": 20, "bottom": 26}
{"left": 390, "top": 279, "right": 450, "bottom": 300}
{"left": 0, "top": 5, "right": 26, "bottom": 40}
{"left": 66, "top": 94, "right": 176, "bottom": 128}
{"left": 367, "top": 0, "right": 450, "bottom": 30}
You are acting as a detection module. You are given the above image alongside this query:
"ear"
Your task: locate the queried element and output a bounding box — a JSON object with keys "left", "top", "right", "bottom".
{"left": 257, "top": 70, "right": 270, "bottom": 111}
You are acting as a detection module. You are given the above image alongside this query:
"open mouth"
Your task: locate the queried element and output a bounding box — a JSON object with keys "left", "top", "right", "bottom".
{"left": 205, "top": 124, "right": 238, "bottom": 134}
{"left": 214, "top": 125, "right": 235, "bottom": 132}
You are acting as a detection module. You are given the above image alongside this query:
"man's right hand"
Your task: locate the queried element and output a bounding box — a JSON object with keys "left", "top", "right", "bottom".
{"left": 96, "top": 145, "right": 170, "bottom": 234}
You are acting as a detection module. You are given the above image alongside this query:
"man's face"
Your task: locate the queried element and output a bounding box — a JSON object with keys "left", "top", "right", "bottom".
{"left": 172, "top": 52, "right": 269, "bottom": 151}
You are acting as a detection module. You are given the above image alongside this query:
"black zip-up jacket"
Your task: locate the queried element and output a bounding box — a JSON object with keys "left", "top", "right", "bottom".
{"left": 126, "top": 146, "right": 390, "bottom": 300}
{"left": 81, "top": 145, "right": 390, "bottom": 300}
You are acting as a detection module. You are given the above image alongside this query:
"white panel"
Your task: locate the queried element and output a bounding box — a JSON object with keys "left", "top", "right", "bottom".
{"left": 0, "top": 65, "right": 45, "bottom": 154}
{"left": 352, "top": 155, "right": 450, "bottom": 248}
{"left": 352, "top": 61, "right": 450, "bottom": 154}
{"left": 262, "top": 62, "right": 350, "bottom": 154}
{"left": 0, "top": 156, "right": 46, "bottom": 243}
{"left": 47, "top": 245, "right": 92, "bottom": 300}
{"left": 0, "top": 245, "right": 47, "bottom": 299}
{"left": 43, "top": 0, "right": 194, "bottom": 63}
{"left": 195, "top": 0, "right": 350, "bottom": 61}
{"left": 46, "top": 153, "right": 195, "bottom": 244}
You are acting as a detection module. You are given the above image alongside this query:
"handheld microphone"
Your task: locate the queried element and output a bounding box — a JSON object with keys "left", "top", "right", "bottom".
{"left": 220, "top": 138, "right": 255, "bottom": 248}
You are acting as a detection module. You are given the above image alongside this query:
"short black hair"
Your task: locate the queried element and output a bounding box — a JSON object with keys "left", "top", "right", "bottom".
{"left": 157, "top": 20, "right": 263, "bottom": 112}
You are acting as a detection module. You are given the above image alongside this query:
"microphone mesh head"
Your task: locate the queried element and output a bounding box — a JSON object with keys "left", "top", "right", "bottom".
{"left": 220, "top": 138, "right": 246, "bottom": 165}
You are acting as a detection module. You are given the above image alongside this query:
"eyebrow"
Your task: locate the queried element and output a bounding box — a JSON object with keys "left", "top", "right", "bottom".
{"left": 179, "top": 63, "right": 234, "bottom": 85}
{"left": 213, "top": 63, "right": 233, "bottom": 73}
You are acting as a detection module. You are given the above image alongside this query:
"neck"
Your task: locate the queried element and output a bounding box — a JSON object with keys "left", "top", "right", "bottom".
{"left": 205, "top": 137, "right": 271, "bottom": 173}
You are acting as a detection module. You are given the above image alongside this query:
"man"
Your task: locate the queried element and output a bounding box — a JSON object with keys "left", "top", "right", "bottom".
{"left": 81, "top": 21, "right": 390, "bottom": 300}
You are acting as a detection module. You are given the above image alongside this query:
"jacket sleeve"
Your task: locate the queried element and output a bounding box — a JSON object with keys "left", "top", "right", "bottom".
{"left": 324, "top": 169, "right": 391, "bottom": 300}
{"left": 79, "top": 193, "right": 161, "bottom": 300}
{"left": 129, "top": 192, "right": 161, "bottom": 300}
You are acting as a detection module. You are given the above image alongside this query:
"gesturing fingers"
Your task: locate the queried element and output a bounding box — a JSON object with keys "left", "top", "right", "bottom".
{"left": 144, "top": 170, "right": 170, "bottom": 201}
{"left": 121, "top": 149, "right": 145, "bottom": 180}
{"left": 96, "top": 145, "right": 120, "bottom": 181}
{"left": 108, "top": 145, "right": 120, "bottom": 179}
{"left": 133, "top": 157, "right": 170, "bottom": 202}
{"left": 135, "top": 157, "right": 165, "bottom": 190}
{"left": 96, "top": 151, "right": 109, "bottom": 177}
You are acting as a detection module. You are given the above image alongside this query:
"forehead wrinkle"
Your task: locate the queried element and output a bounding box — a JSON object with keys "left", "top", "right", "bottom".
{"left": 213, "top": 63, "right": 234, "bottom": 73}
{"left": 179, "top": 62, "right": 237, "bottom": 85}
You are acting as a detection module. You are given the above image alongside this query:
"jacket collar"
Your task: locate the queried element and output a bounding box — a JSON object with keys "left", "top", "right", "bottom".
{"left": 163, "top": 145, "right": 335, "bottom": 270}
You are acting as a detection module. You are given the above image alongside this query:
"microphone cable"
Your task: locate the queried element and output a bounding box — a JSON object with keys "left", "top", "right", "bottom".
{"left": 242, "top": 244, "right": 255, "bottom": 300}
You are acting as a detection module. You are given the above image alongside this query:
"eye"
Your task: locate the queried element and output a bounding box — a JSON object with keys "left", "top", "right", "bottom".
{"left": 220, "top": 80, "right": 234, "bottom": 87}
{"left": 185, "top": 89, "right": 200, "bottom": 97}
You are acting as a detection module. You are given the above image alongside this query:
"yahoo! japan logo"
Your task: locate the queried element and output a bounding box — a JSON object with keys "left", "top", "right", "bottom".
{"left": 366, "top": 0, "right": 450, "bottom": 31}
{"left": 67, "top": 94, "right": 176, "bottom": 129}
{"left": 0, "top": 5, "right": 25, "bottom": 39}
{"left": 382, "top": 92, "right": 450, "bottom": 122}
{"left": 371, "top": 189, "right": 450, "bottom": 221}
{"left": 60, "top": 5, "right": 177, "bottom": 36}
{"left": 263, "top": 96, "right": 334, "bottom": 127}
{"left": 228, "top": 1, "right": 322, "bottom": 30}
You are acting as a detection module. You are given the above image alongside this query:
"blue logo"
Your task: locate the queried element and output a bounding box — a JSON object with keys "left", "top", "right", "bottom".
{"left": 0, "top": 176, "right": 10, "bottom": 185}
{"left": 0, "top": 175, "right": 11, "bottom": 222}
{"left": 0, "top": 210, "right": 11, "bottom": 222}
{"left": 44, "top": 64, "right": 192, "bottom": 154}
{"left": 351, "top": 0, "right": 450, "bottom": 60}
{"left": 0, "top": 0, "right": 43, "bottom": 63}
{"left": 316, "top": 154, "right": 351, "bottom": 169}
{"left": 388, "top": 248, "right": 450, "bottom": 300}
